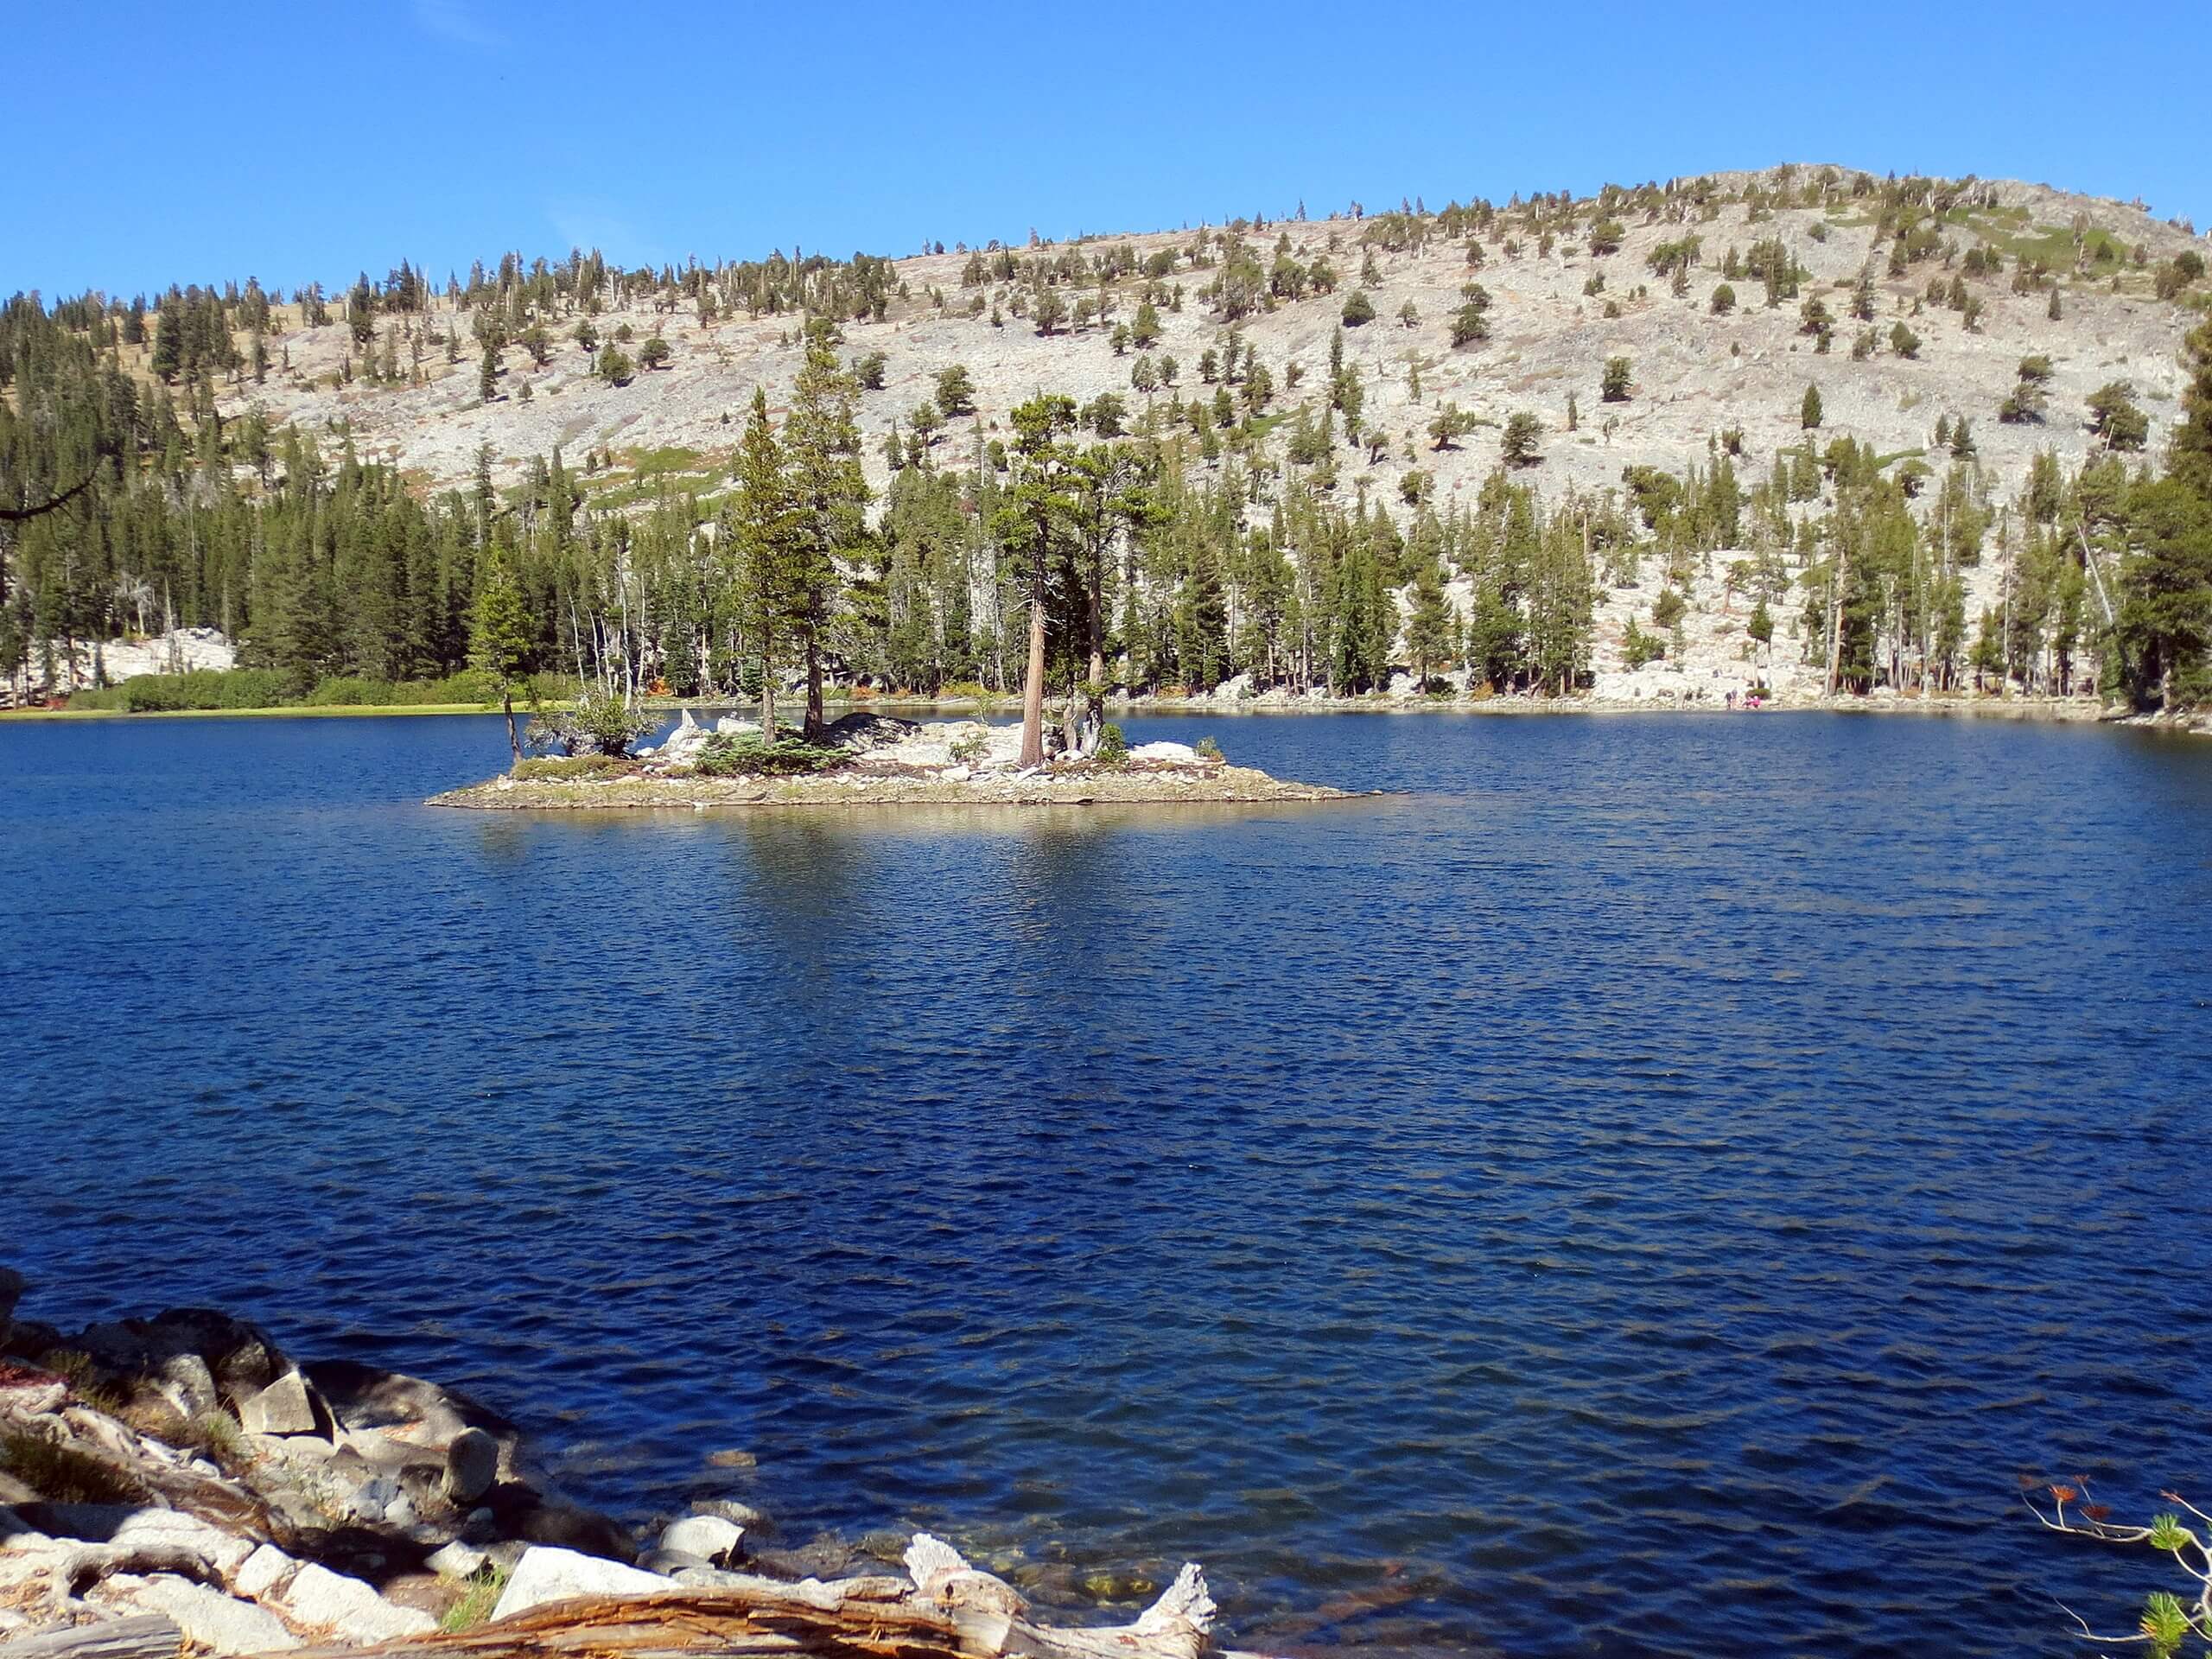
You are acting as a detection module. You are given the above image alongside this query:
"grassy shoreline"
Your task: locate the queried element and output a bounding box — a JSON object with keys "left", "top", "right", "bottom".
{"left": 0, "top": 702, "right": 502, "bottom": 721}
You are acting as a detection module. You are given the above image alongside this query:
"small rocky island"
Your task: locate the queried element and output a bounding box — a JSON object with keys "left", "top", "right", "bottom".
{"left": 0, "top": 1268, "right": 1229, "bottom": 1659}
{"left": 429, "top": 713, "right": 1353, "bottom": 811}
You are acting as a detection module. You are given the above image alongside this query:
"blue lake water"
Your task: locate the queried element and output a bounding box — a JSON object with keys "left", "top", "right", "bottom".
{"left": 3, "top": 709, "right": 2211, "bottom": 1656}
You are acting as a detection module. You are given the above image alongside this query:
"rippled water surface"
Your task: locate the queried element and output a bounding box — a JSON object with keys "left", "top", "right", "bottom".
{"left": 5, "top": 710, "right": 2212, "bottom": 1656}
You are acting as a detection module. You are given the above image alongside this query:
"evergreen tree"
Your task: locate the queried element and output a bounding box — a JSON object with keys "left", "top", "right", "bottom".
{"left": 1502, "top": 411, "right": 1544, "bottom": 467}
{"left": 1405, "top": 562, "right": 1454, "bottom": 688}
{"left": 995, "top": 395, "right": 1079, "bottom": 763}
{"left": 468, "top": 542, "right": 532, "bottom": 758}
{"left": 731, "top": 387, "right": 797, "bottom": 737}
{"left": 783, "top": 322, "right": 868, "bottom": 740}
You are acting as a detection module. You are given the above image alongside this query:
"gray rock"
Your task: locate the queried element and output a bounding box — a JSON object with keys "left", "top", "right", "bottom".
{"left": 346, "top": 1477, "right": 401, "bottom": 1522}
{"left": 133, "top": 1353, "right": 218, "bottom": 1422}
{"left": 111, "top": 1509, "right": 255, "bottom": 1579}
{"left": 302, "top": 1360, "right": 514, "bottom": 1449}
{"left": 671, "top": 1564, "right": 743, "bottom": 1586}
{"left": 442, "top": 1427, "right": 499, "bottom": 1505}
{"left": 425, "top": 1541, "right": 487, "bottom": 1579}
{"left": 658, "top": 1515, "right": 742, "bottom": 1566}
{"left": 489, "top": 1547, "right": 670, "bottom": 1621}
{"left": 823, "top": 711, "right": 920, "bottom": 751}
{"left": 238, "top": 1371, "right": 318, "bottom": 1437}
{"left": 638, "top": 1548, "right": 711, "bottom": 1575}
{"left": 118, "top": 1573, "right": 301, "bottom": 1654}
{"left": 646, "top": 709, "right": 711, "bottom": 766}
{"left": 234, "top": 1542, "right": 300, "bottom": 1600}
{"left": 690, "top": 1498, "right": 770, "bottom": 1533}
{"left": 278, "top": 1562, "right": 438, "bottom": 1642}
{"left": 72, "top": 1310, "right": 284, "bottom": 1399}
{"left": 1128, "top": 740, "right": 1199, "bottom": 763}
{"left": 747, "top": 1536, "right": 861, "bottom": 1581}
{"left": 713, "top": 716, "right": 761, "bottom": 737}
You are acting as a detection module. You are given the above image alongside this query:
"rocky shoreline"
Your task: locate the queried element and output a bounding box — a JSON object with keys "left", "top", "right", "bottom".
{"left": 0, "top": 1269, "right": 1228, "bottom": 1659}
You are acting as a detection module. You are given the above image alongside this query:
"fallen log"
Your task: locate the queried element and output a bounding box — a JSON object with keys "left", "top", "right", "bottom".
{"left": 283, "top": 1536, "right": 1215, "bottom": 1659}
{"left": 0, "top": 1613, "right": 182, "bottom": 1659}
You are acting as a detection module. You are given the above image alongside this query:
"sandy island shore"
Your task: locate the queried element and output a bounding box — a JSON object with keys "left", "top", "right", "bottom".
{"left": 430, "top": 761, "right": 1356, "bottom": 811}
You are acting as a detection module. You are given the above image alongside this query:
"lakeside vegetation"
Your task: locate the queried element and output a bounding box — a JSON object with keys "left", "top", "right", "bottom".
{"left": 56, "top": 665, "right": 563, "bottom": 713}
{"left": 5, "top": 169, "right": 2211, "bottom": 740}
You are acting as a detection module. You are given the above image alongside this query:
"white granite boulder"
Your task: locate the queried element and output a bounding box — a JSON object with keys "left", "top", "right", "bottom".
{"left": 491, "top": 1546, "right": 670, "bottom": 1621}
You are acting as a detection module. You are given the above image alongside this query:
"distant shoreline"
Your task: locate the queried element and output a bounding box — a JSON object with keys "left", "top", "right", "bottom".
{"left": 6, "top": 692, "right": 2190, "bottom": 734}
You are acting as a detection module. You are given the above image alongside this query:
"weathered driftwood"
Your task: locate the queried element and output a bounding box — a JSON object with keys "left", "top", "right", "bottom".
{"left": 285, "top": 1537, "right": 1214, "bottom": 1659}
{"left": 0, "top": 1613, "right": 182, "bottom": 1659}
{"left": 52, "top": 1544, "right": 232, "bottom": 1603}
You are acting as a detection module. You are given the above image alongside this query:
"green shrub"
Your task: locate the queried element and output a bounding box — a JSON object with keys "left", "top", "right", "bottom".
{"left": 1623, "top": 617, "right": 1667, "bottom": 668}
{"left": 66, "top": 685, "right": 130, "bottom": 710}
{"left": 526, "top": 690, "right": 656, "bottom": 756}
{"left": 1194, "top": 735, "right": 1224, "bottom": 762}
{"left": 117, "top": 668, "right": 289, "bottom": 711}
{"left": 0, "top": 1429, "right": 146, "bottom": 1504}
{"left": 1095, "top": 723, "right": 1128, "bottom": 766}
{"left": 692, "top": 734, "right": 844, "bottom": 776}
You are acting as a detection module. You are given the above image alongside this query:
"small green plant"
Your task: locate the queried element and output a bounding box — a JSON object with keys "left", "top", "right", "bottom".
{"left": 440, "top": 1563, "right": 514, "bottom": 1633}
{"left": 693, "top": 734, "right": 843, "bottom": 777}
{"left": 1095, "top": 723, "right": 1128, "bottom": 767}
{"left": 1194, "top": 735, "right": 1224, "bottom": 762}
{"left": 948, "top": 728, "right": 991, "bottom": 765}
{"left": 186, "top": 1408, "right": 246, "bottom": 1463}
{"left": 41, "top": 1349, "right": 124, "bottom": 1411}
{"left": 2027, "top": 1484, "right": 2212, "bottom": 1658}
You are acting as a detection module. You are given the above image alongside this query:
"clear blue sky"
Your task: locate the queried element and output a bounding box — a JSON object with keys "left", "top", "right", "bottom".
{"left": 5, "top": 0, "right": 2207, "bottom": 300}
